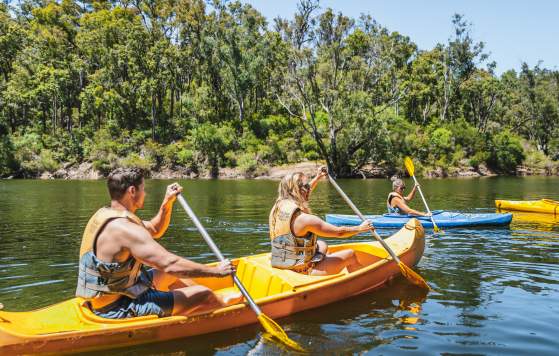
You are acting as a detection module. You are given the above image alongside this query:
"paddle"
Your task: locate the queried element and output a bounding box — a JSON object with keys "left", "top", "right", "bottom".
{"left": 176, "top": 194, "right": 304, "bottom": 352}
{"left": 325, "top": 172, "right": 430, "bottom": 290}
{"left": 403, "top": 157, "right": 441, "bottom": 233}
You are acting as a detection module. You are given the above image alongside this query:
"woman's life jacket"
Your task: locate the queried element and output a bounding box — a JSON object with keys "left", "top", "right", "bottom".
{"left": 269, "top": 199, "right": 321, "bottom": 270}
{"left": 387, "top": 192, "right": 404, "bottom": 214}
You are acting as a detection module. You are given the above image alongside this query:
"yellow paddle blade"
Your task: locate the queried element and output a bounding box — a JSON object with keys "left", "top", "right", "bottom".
{"left": 257, "top": 313, "right": 306, "bottom": 352}
{"left": 398, "top": 261, "right": 431, "bottom": 290}
{"left": 433, "top": 222, "right": 442, "bottom": 233}
{"left": 404, "top": 156, "right": 415, "bottom": 176}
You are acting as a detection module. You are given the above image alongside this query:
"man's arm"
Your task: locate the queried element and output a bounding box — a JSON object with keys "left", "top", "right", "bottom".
{"left": 144, "top": 183, "right": 183, "bottom": 239}
{"left": 119, "top": 221, "right": 233, "bottom": 278}
{"left": 293, "top": 213, "right": 371, "bottom": 238}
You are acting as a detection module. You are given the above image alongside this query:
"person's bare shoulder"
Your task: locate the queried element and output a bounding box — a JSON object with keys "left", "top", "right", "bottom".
{"left": 102, "top": 218, "right": 151, "bottom": 247}
{"left": 293, "top": 212, "right": 323, "bottom": 234}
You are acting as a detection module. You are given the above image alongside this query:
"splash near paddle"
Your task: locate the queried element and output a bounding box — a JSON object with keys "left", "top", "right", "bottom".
{"left": 258, "top": 314, "right": 306, "bottom": 352}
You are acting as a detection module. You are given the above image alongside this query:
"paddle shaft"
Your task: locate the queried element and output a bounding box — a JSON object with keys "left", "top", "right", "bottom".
{"left": 176, "top": 194, "right": 261, "bottom": 314}
{"left": 409, "top": 175, "right": 439, "bottom": 229}
{"left": 409, "top": 176, "right": 432, "bottom": 214}
{"left": 326, "top": 175, "right": 402, "bottom": 264}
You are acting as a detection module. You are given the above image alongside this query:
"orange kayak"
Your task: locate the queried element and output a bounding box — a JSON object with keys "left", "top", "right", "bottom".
{"left": 495, "top": 199, "right": 559, "bottom": 214}
{"left": 0, "top": 219, "right": 425, "bottom": 354}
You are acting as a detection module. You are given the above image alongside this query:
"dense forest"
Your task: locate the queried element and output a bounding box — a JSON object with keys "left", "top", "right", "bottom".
{"left": 1, "top": 0, "right": 558, "bottom": 178}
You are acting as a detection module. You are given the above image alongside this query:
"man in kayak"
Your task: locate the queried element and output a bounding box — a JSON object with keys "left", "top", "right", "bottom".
{"left": 269, "top": 168, "right": 372, "bottom": 275}
{"left": 76, "top": 168, "right": 242, "bottom": 319}
{"left": 387, "top": 177, "right": 430, "bottom": 216}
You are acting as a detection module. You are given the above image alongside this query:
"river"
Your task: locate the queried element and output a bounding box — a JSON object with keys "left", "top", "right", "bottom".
{"left": 0, "top": 177, "right": 558, "bottom": 354}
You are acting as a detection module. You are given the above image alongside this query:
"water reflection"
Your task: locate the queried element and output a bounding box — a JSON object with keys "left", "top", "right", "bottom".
{"left": 499, "top": 209, "right": 559, "bottom": 232}
{"left": 1, "top": 177, "right": 559, "bottom": 354}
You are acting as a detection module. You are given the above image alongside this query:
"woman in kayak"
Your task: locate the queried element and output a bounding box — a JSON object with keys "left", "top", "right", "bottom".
{"left": 387, "top": 177, "right": 430, "bottom": 217}
{"left": 269, "top": 168, "right": 372, "bottom": 276}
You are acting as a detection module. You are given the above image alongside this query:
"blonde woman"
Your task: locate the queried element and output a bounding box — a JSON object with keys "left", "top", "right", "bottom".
{"left": 387, "top": 177, "right": 430, "bottom": 216}
{"left": 269, "top": 168, "right": 371, "bottom": 276}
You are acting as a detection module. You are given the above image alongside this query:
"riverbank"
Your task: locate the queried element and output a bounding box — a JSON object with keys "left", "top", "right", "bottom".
{"left": 6, "top": 160, "right": 556, "bottom": 180}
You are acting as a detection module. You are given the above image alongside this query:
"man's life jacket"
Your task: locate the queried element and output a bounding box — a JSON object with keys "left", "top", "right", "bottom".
{"left": 269, "top": 199, "right": 321, "bottom": 270}
{"left": 75, "top": 207, "right": 151, "bottom": 299}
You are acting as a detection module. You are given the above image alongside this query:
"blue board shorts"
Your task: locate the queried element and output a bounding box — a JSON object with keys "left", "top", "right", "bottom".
{"left": 92, "top": 270, "right": 174, "bottom": 319}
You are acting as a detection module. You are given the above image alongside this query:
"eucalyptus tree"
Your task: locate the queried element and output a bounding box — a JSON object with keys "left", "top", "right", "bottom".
{"left": 440, "top": 14, "right": 489, "bottom": 122}
{"left": 77, "top": 6, "right": 151, "bottom": 132}
{"left": 461, "top": 67, "right": 502, "bottom": 133}
{"left": 0, "top": 2, "right": 26, "bottom": 132}
{"left": 274, "top": 1, "right": 414, "bottom": 176}
{"left": 404, "top": 48, "right": 444, "bottom": 124}
{"left": 210, "top": 0, "right": 269, "bottom": 124}
{"left": 517, "top": 63, "right": 559, "bottom": 155}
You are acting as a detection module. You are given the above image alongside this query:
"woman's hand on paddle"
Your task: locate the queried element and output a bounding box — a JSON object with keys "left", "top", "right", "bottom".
{"left": 357, "top": 219, "right": 373, "bottom": 232}
{"left": 163, "top": 182, "right": 183, "bottom": 204}
{"left": 317, "top": 166, "right": 328, "bottom": 179}
{"left": 214, "top": 259, "right": 236, "bottom": 276}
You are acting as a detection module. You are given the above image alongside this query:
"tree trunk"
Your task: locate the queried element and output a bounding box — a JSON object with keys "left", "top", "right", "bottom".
{"left": 238, "top": 95, "right": 244, "bottom": 122}
{"left": 151, "top": 94, "right": 156, "bottom": 141}
{"left": 169, "top": 86, "right": 175, "bottom": 127}
{"left": 42, "top": 106, "right": 47, "bottom": 133}
{"left": 52, "top": 97, "right": 57, "bottom": 135}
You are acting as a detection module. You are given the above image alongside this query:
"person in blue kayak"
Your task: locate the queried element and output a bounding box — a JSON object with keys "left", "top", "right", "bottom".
{"left": 387, "top": 177, "right": 431, "bottom": 217}
{"left": 76, "top": 168, "right": 242, "bottom": 319}
{"left": 269, "top": 167, "right": 372, "bottom": 276}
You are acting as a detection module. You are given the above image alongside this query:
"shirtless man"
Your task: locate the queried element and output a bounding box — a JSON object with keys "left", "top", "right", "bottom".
{"left": 76, "top": 168, "right": 240, "bottom": 319}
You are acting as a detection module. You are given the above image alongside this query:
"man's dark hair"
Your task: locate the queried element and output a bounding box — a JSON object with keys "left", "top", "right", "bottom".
{"left": 107, "top": 168, "right": 145, "bottom": 200}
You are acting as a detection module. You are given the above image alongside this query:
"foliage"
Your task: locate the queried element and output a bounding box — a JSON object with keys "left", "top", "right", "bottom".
{"left": 0, "top": 1, "right": 557, "bottom": 178}
{"left": 0, "top": 128, "right": 16, "bottom": 176}
{"left": 486, "top": 131, "right": 525, "bottom": 173}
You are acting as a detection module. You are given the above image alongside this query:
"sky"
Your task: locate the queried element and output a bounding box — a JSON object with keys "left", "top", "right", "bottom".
{"left": 242, "top": 0, "right": 559, "bottom": 75}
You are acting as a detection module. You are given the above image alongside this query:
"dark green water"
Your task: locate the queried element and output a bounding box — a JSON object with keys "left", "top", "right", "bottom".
{"left": 1, "top": 177, "right": 558, "bottom": 355}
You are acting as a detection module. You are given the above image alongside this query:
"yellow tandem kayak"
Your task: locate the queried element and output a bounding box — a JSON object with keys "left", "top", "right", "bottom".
{"left": 0, "top": 219, "right": 425, "bottom": 354}
{"left": 495, "top": 199, "right": 559, "bottom": 214}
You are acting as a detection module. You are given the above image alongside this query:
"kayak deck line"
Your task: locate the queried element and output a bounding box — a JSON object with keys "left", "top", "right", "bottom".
{"left": 496, "top": 199, "right": 559, "bottom": 214}
{"left": 0, "top": 219, "right": 425, "bottom": 354}
{"left": 326, "top": 211, "right": 513, "bottom": 228}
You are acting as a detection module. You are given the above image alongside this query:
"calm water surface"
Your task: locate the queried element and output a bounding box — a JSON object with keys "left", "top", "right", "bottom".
{"left": 1, "top": 177, "right": 558, "bottom": 355}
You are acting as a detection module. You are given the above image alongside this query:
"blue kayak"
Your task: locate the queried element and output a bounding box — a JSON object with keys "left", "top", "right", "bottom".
{"left": 325, "top": 210, "right": 512, "bottom": 228}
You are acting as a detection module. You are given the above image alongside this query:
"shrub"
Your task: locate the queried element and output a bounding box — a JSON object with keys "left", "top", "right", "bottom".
{"left": 301, "top": 134, "right": 320, "bottom": 161}
{"left": 119, "top": 152, "right": 155, "bottom": 171}
{"left": 469, "top": 151, "right": 489, "bottom": 169}
{"left": 428, "top": 127, "right": 454, "bottom": 160}
{"left": 446, "top": 118, "right": 485, "bottom": 156}
{"left": 487, "top": 131, "right": 525, "bottom": 173}
{"left": 0, "top": 133, "right": 17, "bottom": 176}
{"left": 142, "top": 139, "right": 164, "bottom": 168}
{"left": 192, "top": 123, "right": 235, "bottom": 175}
{"left": 236, "top": 152, "right": 268, "bottom": 177}
{"left": 523, "top": 147, "right": 553, "bottom": 170}
{"left": 11, "top": 132, "right": 47, "bottom": 176}
{"left": 37, "top": 149, "right": 61, "bottom": 172}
